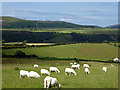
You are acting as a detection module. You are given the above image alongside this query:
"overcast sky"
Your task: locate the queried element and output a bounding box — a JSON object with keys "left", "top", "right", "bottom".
{"left": 2, "top": 2, "right": 118, "bottom": 27}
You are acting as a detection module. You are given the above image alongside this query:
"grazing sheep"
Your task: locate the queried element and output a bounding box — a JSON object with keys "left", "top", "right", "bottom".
{"left": 44, "top": 76, "right": 62, "bottom": 88}
{"left": 102, "top": 67, "right": 107, "bottom": 72}
{"left": 71, "top": 64, "right": 80, "bottom": 70}
{"left": 28, "top": 71, "right": 40, "bottom": 78}
{"left": 74, "top": 62, "right": 77, "bottom": 64}
{"left": 84, "top": 68, "right": 90, "bottom": 74}
{"left": 50, "top": 67, "right": 60, "bottom": 73}
{"left": 83, "top": 64, "right": 89, "bottom": 68}
{"left": 34, "top": 64, "right": 38, "bottom": 68}
{"left": 65, "top": 68, "right": 77, "bottom": 76}
{"left": 111, "top": 64, "right": 114, "bottom": 67}
{"left": 113, "top": 57, "right": 119, "bottom": 62}
{"left": 41, "top": 69, "right": 50, "bottom": 75}
{"left": 20, "top": 70, "right": 29, "bottom": 78}
{"left": 70, "top": 63, "right": 73, "bottom": 65}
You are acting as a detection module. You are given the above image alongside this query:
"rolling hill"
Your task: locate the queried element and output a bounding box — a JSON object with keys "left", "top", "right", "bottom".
{"left": 1, "top": 16, "right": 100, "bottom": 29}
{"left": 106, "top": 24, "right": 119, "bottom": 29}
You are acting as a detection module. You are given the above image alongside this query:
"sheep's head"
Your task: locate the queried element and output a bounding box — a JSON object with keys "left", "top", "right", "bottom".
{"left": 58, "top": 84, "right": 62, "bottom": 88}
{"left": 27, "top": 72, "right": 30, "bottom": 78}
{"left": 48, "top": 73, "right": 50, "bottom": 75}
{"left": 58, "top": 71, "right": 60, "bottom": 73}
{"left": 37, "top": 74, "right": 40, "bottom": 78}
{"left": 74, "top": 72, "right": 77, "bottom": 76}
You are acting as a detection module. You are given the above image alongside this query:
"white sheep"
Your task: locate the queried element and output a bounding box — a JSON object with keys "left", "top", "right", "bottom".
{"left": 20, "top": 70, "right": 29, "bottom": 78}
{"left": 41, "top": 69, "right": 50, "bottom": 75}
{"left": 74, "top": 62, "right": 77, "bottom": 64}
{"left": 83, "top": 64, "right": 89, "bottom": 68}
{"left": 102, "top": 67, "right": 107, "bottom": 72}
{"left": 34, "top": 64, "right": 38, "bottom": 68}
{"left": 84, "top": 68, "right": 90, "bottom": 74}
{"left": 113, "top": 57, "right": 119, "bottom": 62}
{"left": 28, "top": 71, "right": 40, "bottom": 78}
{"left": 65, "top": 68, "right": 77, "bottom": 76}
{"left": 44, "top": 76, "right": 61, "bottom": 88}
{"left": 111, "top": 64, "right": 114, "bottom": 67}
{"left": 49, "top": 67, "right": 60, "bottom": 73}
{"left": 71, "top": 64, "right": 80, "bottom": 70}
{"left": 70, "top": 63, "right": 73, "bottom": 65}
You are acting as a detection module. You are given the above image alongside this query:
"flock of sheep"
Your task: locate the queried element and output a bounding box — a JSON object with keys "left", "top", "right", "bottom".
{"left": 20, "top": 62, "right": 108, "bottom": 88}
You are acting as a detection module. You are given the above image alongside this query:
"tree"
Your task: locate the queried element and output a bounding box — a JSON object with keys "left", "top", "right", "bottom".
{"left": 2, "top": 40, "right": 5, "bottom": 43}
{"left": 2, "top": 40, "right": 5, "bottom": 46}
{"left": 103, "top": 40, "right": 109, "bottom": 44}
{"left": 14, "top": 50, "right": 26, "bottom": 57}
{"left": 22, "top": 40, "right": 27, "bottom": 45}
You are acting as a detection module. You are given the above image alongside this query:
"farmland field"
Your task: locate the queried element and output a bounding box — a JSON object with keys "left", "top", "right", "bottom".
{"left": 1, "top": 28, "right": 118, "bottom": 35}
{"left": 2, "top": 43, "right": 118, "bottom": 61}
{"left": 2, "top": 58, "right": 118, "bottom": 88}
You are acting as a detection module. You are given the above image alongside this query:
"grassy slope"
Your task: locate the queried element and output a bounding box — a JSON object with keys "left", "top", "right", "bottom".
{"left": 2, "top": 58, "right": 118, "bottom": 88}
{"left": 2, "top": 16, "right": 93, "bottom": 29}
{"left": 2, "top": 43, "right": 118, "bottom": 61}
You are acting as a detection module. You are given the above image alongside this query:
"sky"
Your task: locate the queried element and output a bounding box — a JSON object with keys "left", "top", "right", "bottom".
{"left": 2, "top": 2, "right": 118, "bottom": 27}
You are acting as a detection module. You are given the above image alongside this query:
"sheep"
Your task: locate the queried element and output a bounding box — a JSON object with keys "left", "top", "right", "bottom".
{"left": 83, "top": 64, "right": 89, "bottom": 68}
{"left": 41, "top": 69, "right": 50, "bottom": 76}
{"left": 111, "top": 64, "right": 114, "bottom": 67}
{"left": 84, "top": 68, "right": 90, "bottom": 74}
{"left": 71, "top": 64, "right": 80, "bottom": 70}
{"left": 49, "top": 67, "right": 60, "bottom": 73}
{"left": 70, "top": 63, "right": 73, "bottom": 65}
{"left": 74, "top": 62, "right": 77, "bottom": 64}
{"left": 28, "top": 71, "right": 40, "bottom": 78}
{"left": 65, "top": 68, "right": 77, "bottom": 76}
{"left": 102, "top": 67, "right": 107, "bottom": 72}
{"left": 113, "top": 57, "right": 120, "bottom": 62}
{"left": 44, "top": 76, "right": 62, "bottom": 88}
{"left": 20, "top": 70, "right": 29, "bottom": 78}
{"left": 34, "top": 64, "right": 38, "bottom": 68}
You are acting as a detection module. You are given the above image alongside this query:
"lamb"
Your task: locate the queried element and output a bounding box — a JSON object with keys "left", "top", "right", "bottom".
{"left": 74, "top": 62, "right": 77, "bottom": 64}
{"left": 41, "top": 69, "right": 50, "bottom": 75}
{"left": 84, "top": 68, "right": 90, "bottom": 74}
{"left": 102, "top": 67, "right": 107, "bottom": 72}
{"left": 44, "top": 76, "right": 62, "bottom": 88}
{"left": 28, "top": 71, "right": 40, "bottom": 78}
{"left": 34, "top": 64, "right": 38, "bottom": 68}
{"left": 49, "top": 67, "right": 60, "bottom": 73}
{"left": 71, "top": 64, "right": 80, "bottom": 70}
{"left": 65, "top": 68, "right": 77, "bottom": 76}
{"left": 70, "top": 63, "right": 73, "bottom": 65}
{"left": 83, "top": 64, "right": 89, "bottom": 68}
{"left": 20, "top": 70, "right": 29, "bottom": 78}
{"left": 113, "top": 57, "right": 120, "bottom": 62}
{"left": 111, "top": 64, "right": 114, "bottom": 67}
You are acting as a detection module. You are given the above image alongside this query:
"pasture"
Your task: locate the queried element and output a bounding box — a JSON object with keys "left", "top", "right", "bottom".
{"left": 2, "top": 43, "right": 118, "bottom": 61}
{"left": 1, "top": 28, "right": 118, "bottom": 35}
{"left": 2, "top": 58, "right": 118, "bottom": 88}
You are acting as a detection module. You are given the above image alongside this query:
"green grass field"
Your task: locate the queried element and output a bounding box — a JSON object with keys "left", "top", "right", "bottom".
{"left": 2, "top": 58, "right": 118, "bottom": 88}
{"left": 1, "top": 28, "right": 118, "bottom": 35}
{"left": 3, "top": 43, "right": 118, "bottom": 61}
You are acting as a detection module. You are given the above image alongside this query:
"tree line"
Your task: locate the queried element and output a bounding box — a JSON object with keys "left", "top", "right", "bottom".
{"left": 2, "top": 31, "right": 118, "bottom": 44}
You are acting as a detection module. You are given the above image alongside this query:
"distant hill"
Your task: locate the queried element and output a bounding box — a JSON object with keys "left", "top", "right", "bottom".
{"left": 106, "top": 24, "right": 119, "bottom": 29}
{"left": 1, "top": 16, "right": 101, "bottom": 29}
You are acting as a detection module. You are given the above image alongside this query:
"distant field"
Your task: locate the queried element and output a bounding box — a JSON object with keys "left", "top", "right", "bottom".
{"left": 26, "top": 43, "right": 55, "bottom": 46}
{"left": 2, "top": 43, "right": 118, "bottom": 61}
{"left": 2, "top": 58, "right": 118, "bottom": 88}
{"left": 1, "top": 28, "right": 118, "bottom": 34}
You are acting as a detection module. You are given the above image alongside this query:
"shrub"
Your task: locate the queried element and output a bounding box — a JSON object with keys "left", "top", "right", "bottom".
{"left": 14, "top": 50, "right": 26, "bottom": 57}
{"left": 14, "top": 67, "right": 19, "bottom": 70}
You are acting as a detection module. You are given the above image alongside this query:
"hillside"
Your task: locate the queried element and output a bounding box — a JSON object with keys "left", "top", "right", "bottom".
{"left": 106, "top": 24, "right": 119, "bottom": 29}
{"left": 1, "top": 16, "right": 96, "bottom": 29}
